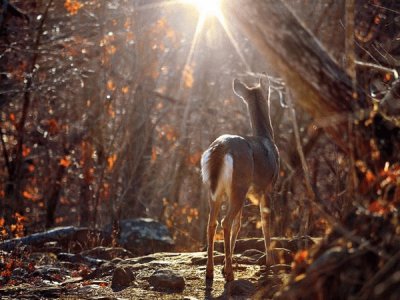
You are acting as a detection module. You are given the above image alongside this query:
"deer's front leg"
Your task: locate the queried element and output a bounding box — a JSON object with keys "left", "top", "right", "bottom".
{"left": 260, "top": 194, "right": 271, "bottom": 266}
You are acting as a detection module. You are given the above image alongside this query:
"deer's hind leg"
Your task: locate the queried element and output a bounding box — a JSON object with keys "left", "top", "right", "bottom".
{"left": 231, "top": 207, "right": 243, "bottom": 257}
{"left": 206, "top": 196, "right": 222, "bottom": 280}
{"left": 221, "top": 188, "right": 246, "bottom": 282}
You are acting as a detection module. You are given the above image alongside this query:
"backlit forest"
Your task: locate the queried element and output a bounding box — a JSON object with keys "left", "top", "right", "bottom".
{"left": 0, "top": 0, "right": 399, "bottom": 299}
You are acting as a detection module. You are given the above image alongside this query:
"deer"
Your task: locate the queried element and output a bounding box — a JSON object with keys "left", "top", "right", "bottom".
{"left": 201, "top": 77, "right": 280, "bottom": 282}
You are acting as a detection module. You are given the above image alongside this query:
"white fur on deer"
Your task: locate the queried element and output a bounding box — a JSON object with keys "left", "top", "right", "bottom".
{"left": 201, "top": 78, "right": 279, "bottom": 282}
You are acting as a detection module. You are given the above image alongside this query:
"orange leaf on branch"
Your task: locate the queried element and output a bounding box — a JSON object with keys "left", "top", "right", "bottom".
{"left": 23, "top": 190, "right": 41, "bottom": 201}
{"left": 151, "top": 146, "right": 157, "bottom": 162}
{"left": 106, "top": 79, "right": 116, "bottom": 91}
{"left": 22, "top": 145, "right": 31, "bottom": 157}
{"left": 60, "top": 156, "right": 71, "bottom": 168}
{"left": 294, "top": 250, "right": 309, "bottom": 264}
{"left": 183, "top": 65, "right": 194, "bottom": 88}
{"left": 107, "top": 154, "right": 117, "bottom": 171}
{"left": 368, "top": 200, "right": 394, "bottom": 215}
{"left": 121, "top": 86, "right": 129, "bottom": 94}
{"left": 64, "top": 0, "right": 83, "bottom": 15}
{"left": 187, "top": 151, "right": 201, "bottom": 166}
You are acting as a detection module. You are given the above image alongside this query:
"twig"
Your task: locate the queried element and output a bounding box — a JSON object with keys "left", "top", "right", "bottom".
{"left": 355, "top": 60, "right": 399, "bottom": 79}
{"left": 0, "top": 128, "right": 12, "bottom": 178}
{"left": 380, "top": 79, "right": 400, "bottom": 105}
{"left": 287, "top": 90, "right": 314, "bottom": 200}
{"left": 345, "top": 0, "right": 357, "bottom": 91}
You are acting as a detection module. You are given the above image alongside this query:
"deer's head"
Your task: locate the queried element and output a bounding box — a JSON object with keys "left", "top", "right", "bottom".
{"left": 232, "top": 77, "right": 270, "bottom": 106}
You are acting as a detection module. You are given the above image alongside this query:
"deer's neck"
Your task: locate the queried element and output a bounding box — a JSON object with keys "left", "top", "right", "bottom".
{"left": 248, "top": 95, "right": 274, "bottom": 140}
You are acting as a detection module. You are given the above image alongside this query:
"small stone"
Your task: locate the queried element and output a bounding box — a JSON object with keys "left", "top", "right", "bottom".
{"left": 111, "top": 267, "right": 135, "bottom": 291}
{"left": 111, "top": 257, "right": 122, "bottom": 264}
{"left": 12, "top": 267, "right": 27, "bottom": 278}
{"left": 242, "top": 249, "right": 264, "bottom": 258}
{"left": 148, "top": 269, "right": 185, "bottom": 292}
{"left": 32, "top": 266, "right": 64, "bottom": 278}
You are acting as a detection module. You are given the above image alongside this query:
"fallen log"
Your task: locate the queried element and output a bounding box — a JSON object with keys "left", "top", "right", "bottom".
{"left": 0, "top": 226, "right": 110, "bottom": 252}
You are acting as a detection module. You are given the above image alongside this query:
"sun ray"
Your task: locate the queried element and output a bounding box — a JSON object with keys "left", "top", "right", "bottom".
{"left": 135, "top": 1, "right": 182, "bottom": 11}
{"left": 186, "top": 0, "right": 222, "bottom": 17}
{"left": 214, "top": 12, "right": 251, "bottom": 71}
{"left": 179, "top": 13, "right": 206, "bottom": 90}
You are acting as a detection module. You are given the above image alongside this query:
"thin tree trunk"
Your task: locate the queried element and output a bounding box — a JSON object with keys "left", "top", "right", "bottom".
{"left": 345, "top": 0, "right": 357, "bottom": 89}
{"left": 46, "top": 162, "right": 67, "bottom": 228}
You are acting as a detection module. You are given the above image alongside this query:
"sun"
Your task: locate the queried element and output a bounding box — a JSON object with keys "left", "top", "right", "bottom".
{"left": 184, "top": 0, "right": 222, "bottom": 17}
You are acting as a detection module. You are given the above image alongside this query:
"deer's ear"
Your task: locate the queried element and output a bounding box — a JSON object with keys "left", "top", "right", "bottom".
{"left": 233, "top": 79, "right": 250, "bottom": 99}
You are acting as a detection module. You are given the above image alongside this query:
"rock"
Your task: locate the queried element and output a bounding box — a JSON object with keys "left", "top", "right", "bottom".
{"left": 57, "top": 252, "right": 105, "bottom": 267}
{"left": 81, "top": 247, "right": 133, "bottom": 260}
{"left": 85, "top": 261, "right": 116, "bottom": 280}
{"left": 148, "top": 269, "right": 185, "bottom": 292}
{"left": 32, "top": 265, "right": 66, "bottom": 281}
{"left": 269, "top": 264, "right": 292, "bottom": 273}
{"left": 104, "top": 218, "right": 174, "bottom": 255}
{"left": 11, "top": 267, "right": 27, "bottom": 278}
{"left": 136, "top": 256, "right": 157, "bottom": 264}
{"left": 242, "top": 248, "right": 264, "bottom": 258}
{"left": 227, "top": 279, "right": 256, "bottom": 297}
{"left": 111, "top": 257, "right": 122, "bottom": 264}
{"left": 191, "top": 253, "right": 224, "bottom": 265}
{"left": 111, "top": 267, "right": 135, "bottom": 291}
{"left": 215, "top": 237, "right": 320, "bottom": 254}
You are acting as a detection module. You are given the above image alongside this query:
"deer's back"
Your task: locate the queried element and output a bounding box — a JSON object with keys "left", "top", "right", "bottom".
{"left": 245, "top": 136, "right": 279, "bottom": 191}
{"left": 201, "top": 134, "right": 279, "bottom": 197}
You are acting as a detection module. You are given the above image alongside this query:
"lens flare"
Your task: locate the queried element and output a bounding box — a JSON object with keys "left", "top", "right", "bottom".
{"left": 185, "top": 0, "right": 222, "bottom": 17}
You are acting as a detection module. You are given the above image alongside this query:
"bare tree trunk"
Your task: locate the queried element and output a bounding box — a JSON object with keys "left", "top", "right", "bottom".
{"left": 79, "top": 140, "right": 93, "bottom": 227}
{"left": 46, "top": 161, "right": 67, "bottom": 228}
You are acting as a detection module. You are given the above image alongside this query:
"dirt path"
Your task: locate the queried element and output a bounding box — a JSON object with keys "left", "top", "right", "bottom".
{"left": 1, "top": 249, "right": 291, "bottom": 299}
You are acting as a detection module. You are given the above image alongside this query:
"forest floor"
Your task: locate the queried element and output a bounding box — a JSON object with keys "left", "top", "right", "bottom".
{"left": 0, "top": 237, "right": 314, "bottom": 299}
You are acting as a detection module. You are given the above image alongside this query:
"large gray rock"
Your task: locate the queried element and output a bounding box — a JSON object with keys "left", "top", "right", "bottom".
{"left": 104, "top": 218, "right": 174, "bottom": 255}
{"left": 148, "top": 269, "right": 185, "bottom": 292}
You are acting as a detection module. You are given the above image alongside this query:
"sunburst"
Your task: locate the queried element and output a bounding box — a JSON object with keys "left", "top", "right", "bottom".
{"left": 181, "top": 0, "right": 249, "bottom": 78}
{"left": 136, "top": 0, "right": 250, "bottom": 89}
{"left": 183, "top": 0, "right": 222, "bottom": 18}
